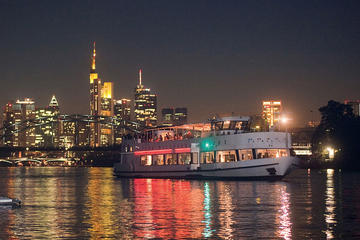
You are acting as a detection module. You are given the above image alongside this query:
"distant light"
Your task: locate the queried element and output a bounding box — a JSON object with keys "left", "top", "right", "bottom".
{"left": 281, "top": 116, "right": 289, "bottom": 124}
{"left": 326, "top": 147, "right": 335, "bottom": 159}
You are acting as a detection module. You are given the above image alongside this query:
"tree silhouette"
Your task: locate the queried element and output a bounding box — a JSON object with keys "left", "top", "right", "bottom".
{"left": 312, "top": 100, "right": 360, "bottom": 169}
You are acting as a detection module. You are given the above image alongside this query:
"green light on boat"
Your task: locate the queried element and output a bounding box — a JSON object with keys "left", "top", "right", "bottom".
{"left": 201, "top": 139, "right": 215, "bottom": 151}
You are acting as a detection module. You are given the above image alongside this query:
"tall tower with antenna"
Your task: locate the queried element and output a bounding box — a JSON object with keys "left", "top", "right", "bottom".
{"left": 134, "top": 68, "right": 157, "bottom": 127}
{"left": 89, "top": 41, "right": 102, "bottom": 147}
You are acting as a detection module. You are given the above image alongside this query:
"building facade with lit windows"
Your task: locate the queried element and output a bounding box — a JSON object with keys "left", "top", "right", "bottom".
{"left": 34, "top": 95, "right": 60, "bottom": 147}
{"left": 262, "top": 100, "right": 282, "bottom": 127}
{"left": 2, "top": 98, "right": 36, "bottom": 147}
{"left": 100, "top": 81, "right": 114, "bottom": 146}
{"left": 134, "top": 69, "right": 157, "bottom": 127}
{"left": 89, "top": 42, "right": 114, "bottom": 147}
{"left": 114, "top": 98, "right": 131, "bottom": 144}
{"left": 174, "top": 108, "right": 187, "bottom": 126}
{"left": 161, "top": 107, "right": 188, "bottom": 126}
{"left": 161, "top": 108, "right": 174, "bottom": 126}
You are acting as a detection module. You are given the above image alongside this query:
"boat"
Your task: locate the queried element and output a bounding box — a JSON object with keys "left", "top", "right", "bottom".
{"left": 0, "top": 197, "right": 21, "bottom": 207}
{"left": 114, "top": 116, "right": 298, "bottom": 180}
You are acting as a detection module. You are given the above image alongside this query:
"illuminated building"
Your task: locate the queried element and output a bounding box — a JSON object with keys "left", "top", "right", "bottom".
{"left": 100, "top": 82, "right": 114, "bottom": 146}
{"left": 262, "top": 100, "right": 282, "bottom": 127}
{"left": 174, "top": 108, "right": 187, "bottom": 125}
{"left": 34, "top": 95, "right": 60, "bottom": 147}
{"left": 134, "top": 69, "right": 157, "bottom": 127}
{"left": 89, "top": 42, "right": 114, "bottom": 147}
{"left": 89, "top": 42, "right": 101, "bottom": 147}
{"left": 345, "top": 100, "right": 360, "bottom": 116}
{"left": 59, "top": 121, "right": 75, "bottom": 148}
{"left": 114, "top": 99, "right": 131, "bottom": 144}
{"left": 2, "top": 98, "right": 36, "bottom": 147}
{"left": 161, "top": 107, "right": 188, "bottom": 126}
{"left": 161, "top": 108, "right": 174, "bottom": 126}
{"left": 59, "top": 120, "right": 90, "bottom": 148}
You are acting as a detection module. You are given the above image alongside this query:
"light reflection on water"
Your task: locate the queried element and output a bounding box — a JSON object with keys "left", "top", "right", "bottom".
{"left": 324, "top": 169, "right": 336, "bottom": 239}
{"left": 1, "top": 167, "right": 360, "bottom": 239}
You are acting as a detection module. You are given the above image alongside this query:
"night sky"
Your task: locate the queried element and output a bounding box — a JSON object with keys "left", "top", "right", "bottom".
{"left": 1, "top": 0, "right": 359, "bottom": 126}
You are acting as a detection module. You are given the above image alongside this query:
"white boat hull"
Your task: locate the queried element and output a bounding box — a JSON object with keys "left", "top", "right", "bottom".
{"left": 114, "top": 156, "right": 297, "bottom": 180}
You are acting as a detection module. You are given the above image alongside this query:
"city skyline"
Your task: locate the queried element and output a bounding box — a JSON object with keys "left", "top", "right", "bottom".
{"left": 1, "top": 1, "right": 360, "bottom": 126}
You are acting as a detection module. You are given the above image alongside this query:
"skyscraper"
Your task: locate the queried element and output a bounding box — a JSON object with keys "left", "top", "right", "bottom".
{"left": 89, "top": 42, "right": 114, "bottom": 147}
{"left": 262, "top": 100, "right": 282, "bottom": 127}
{"left": 2, "top": 98, "right": 36, "bottom": 147}
{"left": 34, "top": 95, "right": 60, "bottom": 147}
{"left": 161, "top": 108, "right": 174, "bottom": 126}
{"left": 174, "top": 108, "right": 188, "bottom": 126}
{"left": 134, "top": 69, "right": 157, "bottom": 127}
{"left": 100, "top": 81, "right": 114, "bottom": 146}
{"left": 114, "top": 98, "right": 131, "bottom": 144}
{"left": 89, "top": 42, "right": 101, "bottom": 147}
{"left": 161, "top": 107, "right": 188, "bottom": 126}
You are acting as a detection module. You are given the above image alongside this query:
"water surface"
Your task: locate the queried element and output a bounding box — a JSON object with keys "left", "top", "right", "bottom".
{"left": 0, "top": 167, "right": 360, "bottom": 239}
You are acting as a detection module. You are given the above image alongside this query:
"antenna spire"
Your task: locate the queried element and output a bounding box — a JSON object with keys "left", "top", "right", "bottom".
{"left": 91, "top": 41, "right": 96, "bottom": 71}
{"left": 139, "top": 68, "right": 142, "bottom": 86}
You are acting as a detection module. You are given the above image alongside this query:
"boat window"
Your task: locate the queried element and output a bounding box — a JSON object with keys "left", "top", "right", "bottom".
{"left": 178, "top": 153, "right": 191, "bottom": 165}
{"left": 223, "top": 121, "right": 230, "bottom": 130}
{"left": 216, "top": 150, "right": 236, "bottom": 162}
{"left": 214, "top": 122, "right": 223, "bottom": 131}
{"left": 239, "top": 149, "right": 253, "bottom": 160}
{"left": 200, "top": 152, "right": 214, "bottom": 164}
{"left": 165, "top": 154, "right": 177, "bottom": 165}
{"left": 153, "top": 154, "right": 164, "bottom": 165}
{"left": 141, "top": 155, "right": 152, "bottom": 166}
{"left": 192, "top": 152, "right": 199, "bottom": 164}
{"left": 255, "top": 149, "right": 287, "bottom": 158}
{"left": 279, "top": 149, "right": 288, "bottom": 157}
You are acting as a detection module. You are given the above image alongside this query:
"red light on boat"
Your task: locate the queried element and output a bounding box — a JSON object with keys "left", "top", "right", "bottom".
{"left": 134, "top": 149, "right": 173, "bottom": 156}
{"left": 174, "top": 148, "right": 191, "bottom": 153}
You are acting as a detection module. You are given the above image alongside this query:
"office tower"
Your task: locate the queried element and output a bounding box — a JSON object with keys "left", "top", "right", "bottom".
{"left": 134, "top": 69, "right": 157, "bottom": 127}
{"left": 174, "top": 108, "right": 187, "bottom": 125}
{"left": 161, "top": 108, "right": 174, "bottom": 126}
{"left": 262, "top": 100, "right": 282, "bottom": 127}
{"left": 59, "top": 121, "right": 75, "bottom": 149}
{"left": 59, "top": 120, "right": 90, "bottom": 148}
{"left": 89, "top": 42, "right": 101, "bottom": 147}
{"left": 345, "top": 100, "right": 360, "bottom": 116}
{"left": 161, "top": 107, "right": 188, "bottom": 126}
{"left": 114, "top": 99, "right": 131, "bottom": 144}
{"left": 2, "top": 98, "right": 36, "bottom": 147}
{"left": 88, "top": 42, "right": 114, "bottom": 147}
{"left": 34, "top": 95, "right": 60, "bottom": 147}
{"left": 100, "top": 81, "right": 114, "bottom": 146}
{"left": 2, "top": 102, "right": 15, "bottom": 146}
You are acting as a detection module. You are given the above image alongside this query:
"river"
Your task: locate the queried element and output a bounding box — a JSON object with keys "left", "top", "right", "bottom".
{"left": 0, "top": 167, "right": 359, "bottom": 239}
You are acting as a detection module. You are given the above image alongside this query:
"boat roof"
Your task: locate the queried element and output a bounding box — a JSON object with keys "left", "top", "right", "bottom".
{"left": 144, "top": 122, "right": 211, "bottom": 132}
{"left": 211, "top": 116, "right": 250, "bottom": 122}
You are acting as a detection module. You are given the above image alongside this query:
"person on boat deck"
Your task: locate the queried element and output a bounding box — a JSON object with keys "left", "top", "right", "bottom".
{"left": 159, "top": 135, "right": 163, "bottom": 141}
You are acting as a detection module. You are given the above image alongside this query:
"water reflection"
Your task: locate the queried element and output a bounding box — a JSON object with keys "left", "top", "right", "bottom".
{"left": 324, "top": 169, "right": 336, "bottom": 239}
{"left": 132, "top": 179, "right": 205, "bottom": 239}
{"left": 202, "top": 182, "right": 214, "bottom": 238}
{"left": 1, "top": 168, "right": 360, "bottom": 239}
{"left": 277, "top": 186, "right": 292, "bottom": 240}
